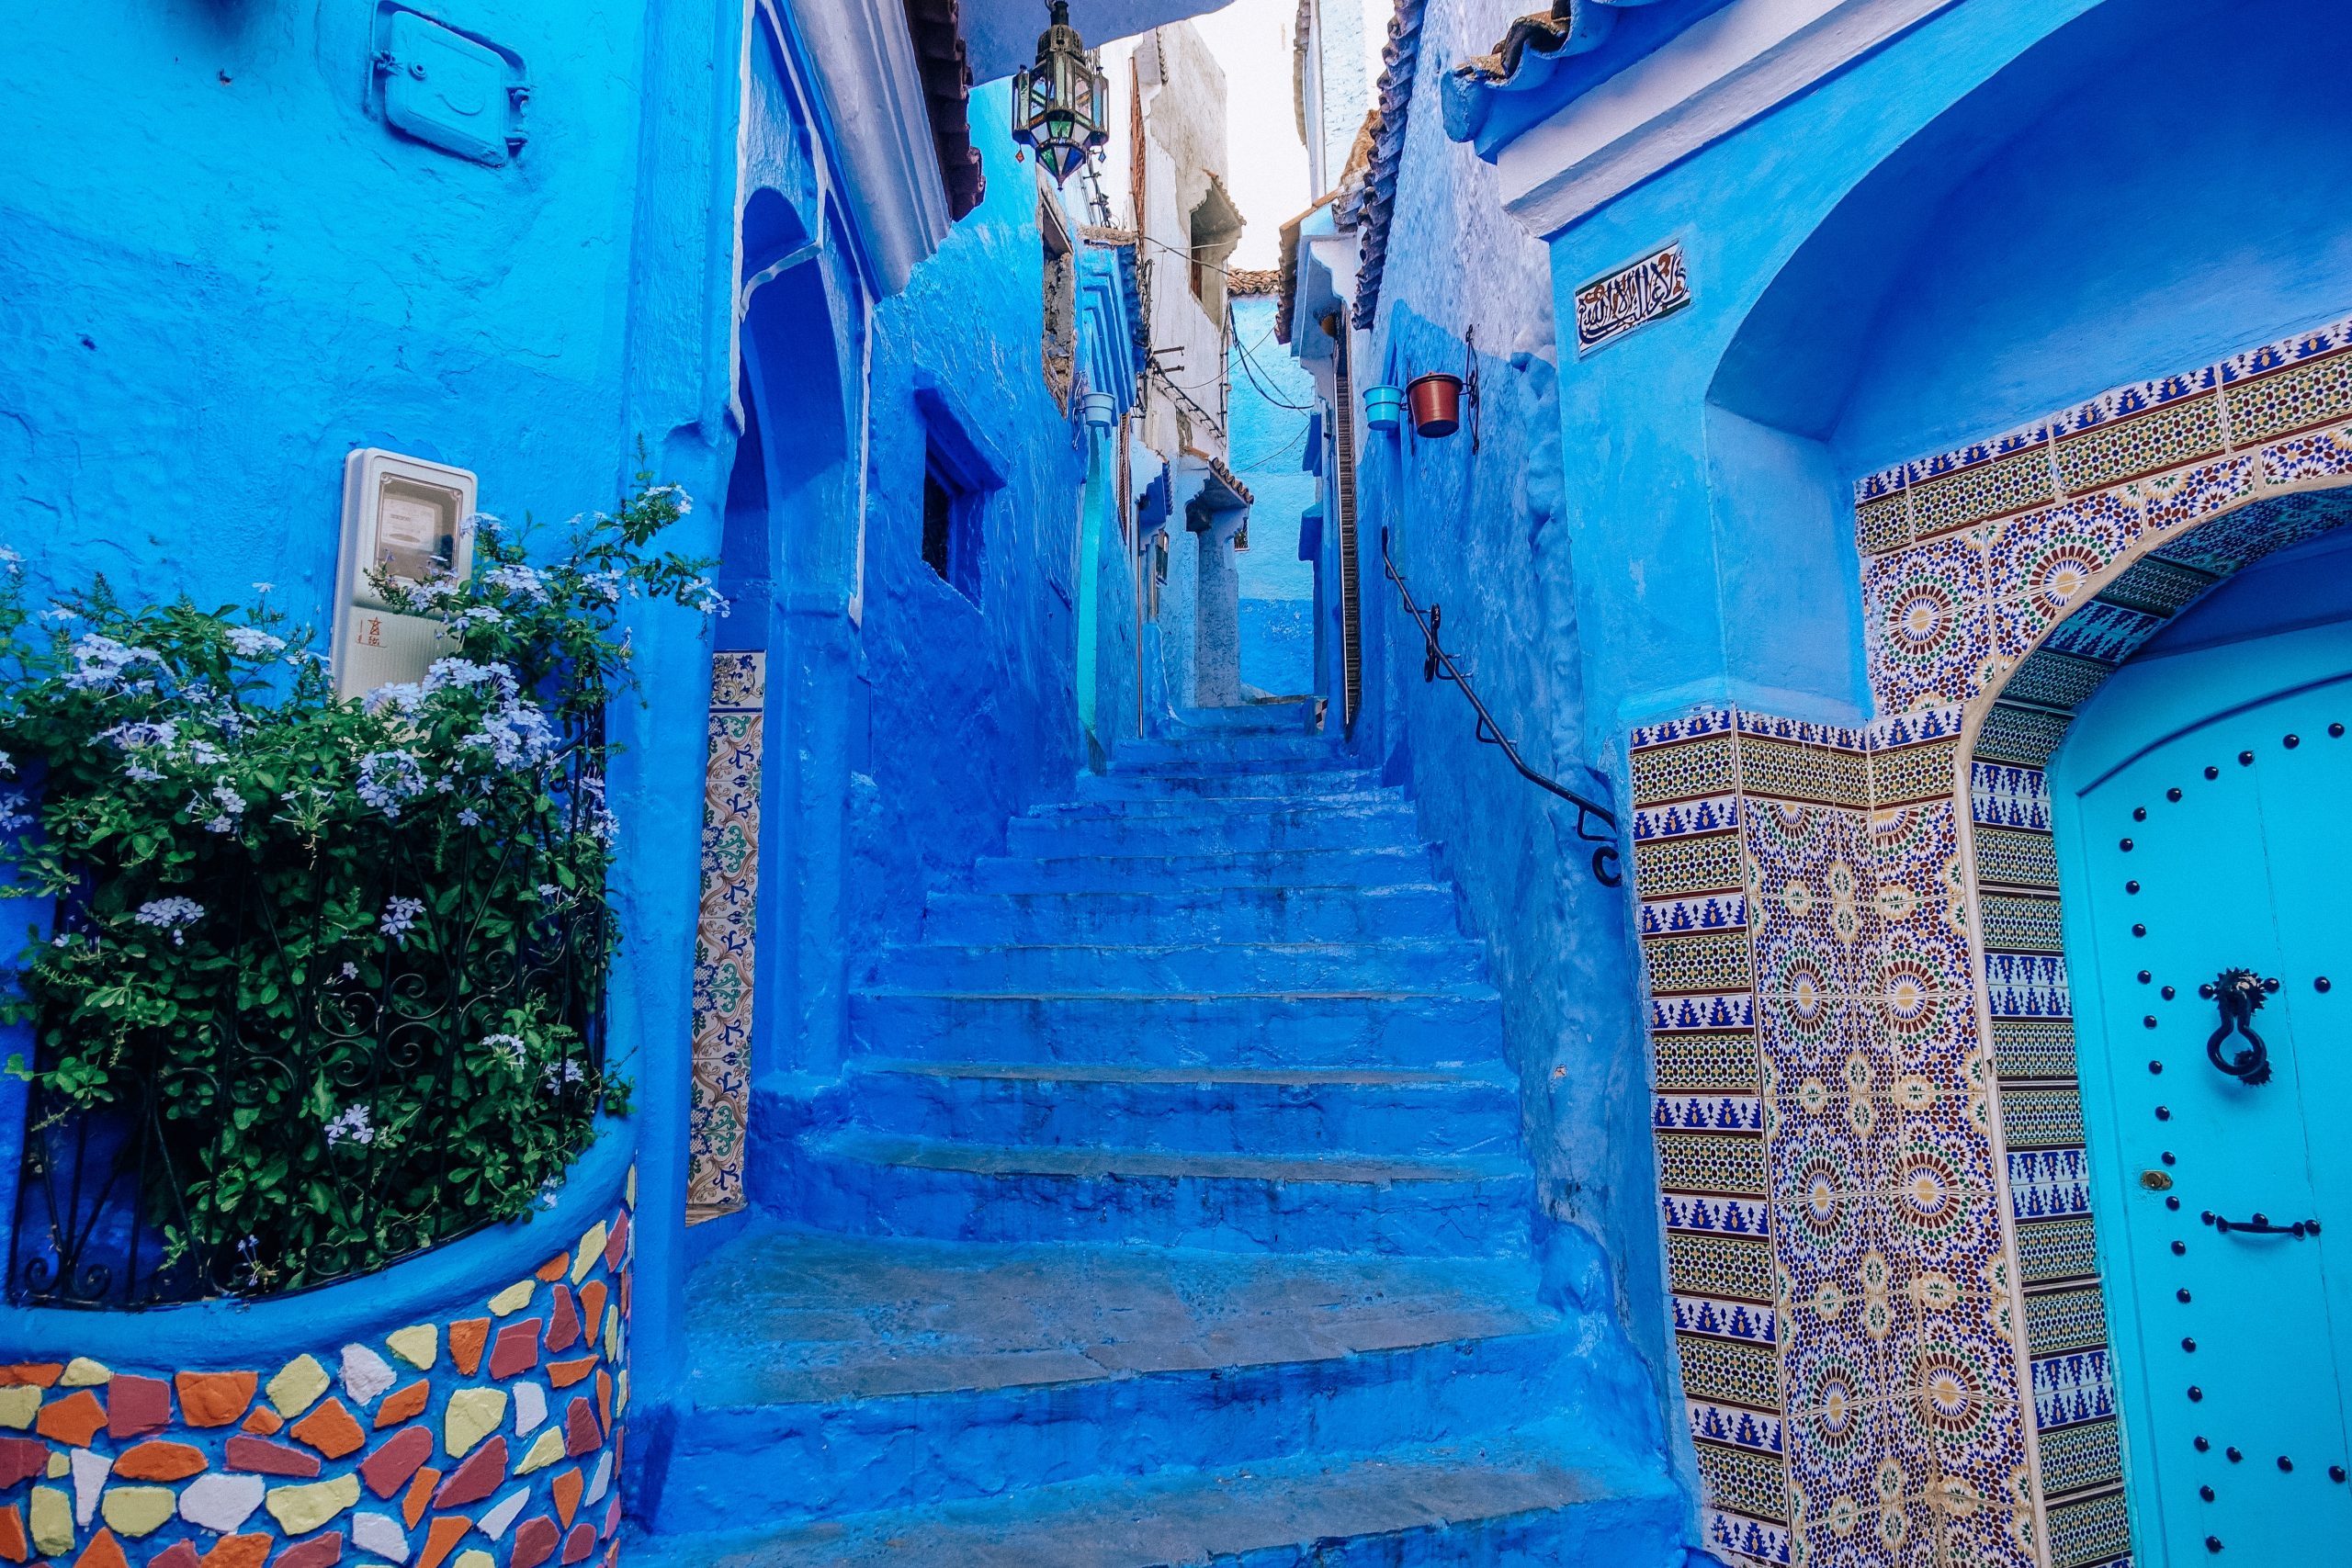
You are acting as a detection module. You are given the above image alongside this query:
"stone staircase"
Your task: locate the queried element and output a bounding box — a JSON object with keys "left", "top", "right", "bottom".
{"left": 629, "top": 716, "right": 1682, "bottom": 1565}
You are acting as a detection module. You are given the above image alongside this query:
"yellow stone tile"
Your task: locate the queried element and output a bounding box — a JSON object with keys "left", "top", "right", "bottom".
{"left": 456, "top": 1553, "right": 496, "bottom": 1568}
{"left": 626, "top": 1164, "right": 637, "bottom": 1207}
{"left": 46, "top": 1451, "right": 68, "bottom": 1478}
{"left": 604, "top": 1306, "right": 618, "bottom": 1360}
{"left": 514, "top": 1427, "right": 566, "bottom": 1475}
{"left": 0, "top": 1386, "right": 39, "bottom": 1428}
{"left": 488, "top": 1280, "right": 536, "bottom": 1317}
{"left": 101, "top": 1486, "right": 177, "bottom": 1537}
{"left": 443, "top": 1387, "right": 508, "bottom": 1459}
{"left": 571, "top": 1222, "right": 608, "bottom": 1285}
{"left": 265, "top": 1473, "right": 360, "bottom": 1536}
{"left": 616, "top": 1369, "right": 628, "bottom": 1417}
{"left": 29, "top": 1484, "right": 72, "bottom": 1557}
{"left": 266, "top": 1353, "right": 331, "bottom": 1418}
{"left": 58, "top": 1358, "right": 110, "bottom": 1388}
{"left": 386, "top": 1323, "right": 438, "bottom": 1371}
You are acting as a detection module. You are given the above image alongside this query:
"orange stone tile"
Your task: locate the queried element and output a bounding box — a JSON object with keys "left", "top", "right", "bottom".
{"left": 447, "top": 1319, "right": 491, "bottom": 1379}
{"left": 72, "top": 1529, "right": 128, "bottom": 1568}
{"left": 0, "top": 1502, "right": 24, "bottom": 1564}
{"left": 373, "top": 1382, "right": 430, "bottom": 1430}
{"left": 546, "top": 1358, "right": 596, "bottom": 1390}
{"left": 199, "top": 1537, "right": 273, "bottom": 1568}
{"left": 289, "top": 1397, "right": 365, "bottom": 1460}
{"left": 576, "top": 1282, "right": 607, "bottom": 1339}
{"left": 0, "top": 1367, "right": 61, "bottom": 1390}
{"left": 34, "top": 1389, "right": 106, "bottom": 1447}
{"left": 415, "top": 1516, "right": 471, "bottom": 1568}
{"left": 594, "top": 1371, "right": 612, "bottom": 1434}
{"left": 112, "top": 1440, "right": 208, "bottom": 1482}
{"left": 551, "top": 1467, "right": 583, "bottom": 1529}
{"left": 535, "top": 1253, "right": 569, "bottom": 1283}
{"left": 401, "top": 1467, "right": 442, "bottom": 1529}
{"left": 239, "top": 1407, "right": 283, "bottom": 1437}
{"left": 175, "top": 1372, "right": 257, "bottom": 1428}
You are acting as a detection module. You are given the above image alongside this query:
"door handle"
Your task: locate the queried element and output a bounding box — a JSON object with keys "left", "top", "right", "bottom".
{"left": 2201, "top": 968, "right": 2278, "bottom": 1086}
{"left": 2201, "top": 1210, "right": 2320, "bottom": 1237}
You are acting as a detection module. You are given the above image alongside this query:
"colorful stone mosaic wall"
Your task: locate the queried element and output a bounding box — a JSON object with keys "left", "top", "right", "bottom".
{"left": 1639, "top": 310, "right": 2352, "bottom": 1568}
{"left": 0, "top": 1174, "right": 636, "bottom": 1568}
{"left": 687, "top": 652, "right": 766, "bottom": 1221}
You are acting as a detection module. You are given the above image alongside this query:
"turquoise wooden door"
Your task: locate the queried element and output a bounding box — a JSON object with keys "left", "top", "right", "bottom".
{"left": 2055, "top": 640, "right": 2352, "bottom": 1563}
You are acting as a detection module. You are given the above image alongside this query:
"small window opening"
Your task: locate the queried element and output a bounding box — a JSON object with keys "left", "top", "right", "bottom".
{"left": 923, "top": 446, "right": 982, "bottom": 604}
{"left": 1040, "top": 195, "right": 1076, "bottom": 410}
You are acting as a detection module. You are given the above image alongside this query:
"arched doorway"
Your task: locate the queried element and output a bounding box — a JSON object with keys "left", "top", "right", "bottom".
{"left": 2047, "top": 519, "right": 2352, "bottom": 1560}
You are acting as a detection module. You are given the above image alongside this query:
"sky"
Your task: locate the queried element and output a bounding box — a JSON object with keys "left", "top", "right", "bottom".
{"left": 1189, "top": 0, "right": 1312, "bottom": 269}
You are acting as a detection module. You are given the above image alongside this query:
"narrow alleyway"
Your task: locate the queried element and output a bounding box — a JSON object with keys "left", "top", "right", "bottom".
{"left": 634, "top": 709, "right": 1673, "bottom": 1562}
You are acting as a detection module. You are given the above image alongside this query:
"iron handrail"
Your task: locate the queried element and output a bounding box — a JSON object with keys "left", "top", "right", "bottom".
{"left": 1381, "top": 526, "right": 1623, "bottom": 886}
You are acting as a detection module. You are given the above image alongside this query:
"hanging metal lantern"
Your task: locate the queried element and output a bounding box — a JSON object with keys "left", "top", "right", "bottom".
{"left": 1012, "top": 0, "right": 1109, "bottom": 185}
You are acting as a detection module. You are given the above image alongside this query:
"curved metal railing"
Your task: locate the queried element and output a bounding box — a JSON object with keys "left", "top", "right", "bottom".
{"left": 1380, "top": 526, "right": 1623, "bottom": 886}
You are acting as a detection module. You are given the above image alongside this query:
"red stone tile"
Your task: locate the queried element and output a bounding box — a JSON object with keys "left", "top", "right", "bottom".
{"left": 114, "top": 1440, "right": 208, "bottom": 1482}
{"left": 35, "top": 1389, "right": 106, "bottom": 1448}
{"left": 547, "top": 1358, "right": 596, "bottom": 1390}
{"left": 447, "top": 1320, "right": 491, "bottom": 1379}
{"left": 551, "top": 1468, "right": 582, "bottom": 1529}
{"left": 414, "top": 1517, "right": 469, "bottom": 1568}
{"left": 432, "top": 1436, "right": 507, "bottom": 1509}
{"left": 575, "top": 1282, "right": 607, "bottom": 1340}
{"left": 509, "top": 1518, "right": 560, "bottom": 1568}
{"left": 240, "top": 1408, "right": 283, "bottom": 1437}
{"left": 562, "top": 1399, "right": 598, "bottom": 1459}
{"left": 594, "top": 1372, "right": 612, "bottom": 1435}
{"left": 372, "top": 1382, "right": 428, "bottom": 1430}
{"left": 601, "top": 1496, "right": 620, "bottom": 1540}
{"left": 358, "top": 1427, "right": 433, "bottom": 1500}
{"left": 401, "top": 1469, "right": 441, "bottom": 1529}
{"left": 226, "top": 1437, "right": 322, "bottom": 1478}
{"left": 534, "top": 1253, "right": 569, "bottom": 1284}
{"left": 271, "top": 1533, "right": 342, "bottom": 1568}
{"left": 105, "top": 1375, "right": 171, "bottom": 1440}
{"left": 175, "top": 1372, "right": 257, "bottom": 1428}
{"left": 0, "top": 1438, "right": 49, "bottom": 1490}
{"left": 618, "top": 1272, "right": 630, "bottom": 1321}
{"left": 0, "top": 1366, "right": 61, "bottom": 1389}
{"left": 488, "top": 1320, "right": 542, "bottom": 1381}
{"left": 560, "top": 1523, "right": 595, "bottom": 1564}
{"left": 73, "top": 1529, "right": 128, "bottom": 1568}
{"left": 200, "top": 1537, "right": 273, "bottom": 1568}
{"left": 0, "top": 1502, "right": 24, "bottom": 1564}
{"left": 289, "top": 1399, "right": 364, "bottom": 1461}
{"left": 545, "top": 1288, "right": 580, "bottom": 1355}
{"left": 148, "top": 1542, "right": 200, "bottom": 1568}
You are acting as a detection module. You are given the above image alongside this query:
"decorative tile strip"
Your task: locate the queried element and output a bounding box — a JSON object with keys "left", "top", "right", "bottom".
{"left": 687, "top": 652, "right": 766, "bottom": 1221}
{"left": 1572, "top": 241, "right": 1691, "bottom": 356}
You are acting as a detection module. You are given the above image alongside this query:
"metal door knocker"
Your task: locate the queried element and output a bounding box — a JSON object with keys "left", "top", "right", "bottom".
{"left": 2199, "top": 968, "right": 2278, "bottom": 1085}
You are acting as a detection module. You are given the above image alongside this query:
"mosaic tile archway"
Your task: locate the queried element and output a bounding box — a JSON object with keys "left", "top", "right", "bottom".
{"left": 1634, "top": 313, "right": 2352, "bottom": 1568}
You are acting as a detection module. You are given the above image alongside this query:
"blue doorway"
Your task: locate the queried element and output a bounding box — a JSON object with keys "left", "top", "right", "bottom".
{"left": 2052, "top": 536, "right": 2352, "bottom": 1562}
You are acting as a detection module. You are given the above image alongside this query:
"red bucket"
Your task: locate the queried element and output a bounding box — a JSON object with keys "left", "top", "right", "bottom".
{"left": 1407, "top": 373, "right": 1463, "bottom": 437}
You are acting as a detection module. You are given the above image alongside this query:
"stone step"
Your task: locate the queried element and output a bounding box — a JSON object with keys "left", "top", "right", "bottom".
{"left": 971, "top": 844, "right": 1438, "bottom": 893}
{"left": 864, "top": 939, "right": 1490, "bottom": 996}
{"left": 631, "top": 1423, "right": 1684, "bottom": 1565}
{"left": 1023, "top": 788, "right": 1406, "bottom": 822}
{"left": 847, "top": 988, "right": 1506, "bottom": 1067}
{"left": 1159, "top": 699, "right": 1320, "bottom": 734}
{"left": 1110, "top": 735, "right": 1348, "bottom": 770}
{"left": 840, "top": 1058, "right": 1522, "bottom": 1157}
{"left": 639, "top": 1228, "right": 1662, "bottom": 1537}
{"left": 1002, "top": 803, "right": 1419, "bottom": 856}
{"left": 786, "top": 1132, "right": 1534, "bottom": 1256}
{"left": 1075, "top": 768, "right": 1382, "bottom": 801}
{"left": 921, "top": 884, "right": 1463, "bottom": 945}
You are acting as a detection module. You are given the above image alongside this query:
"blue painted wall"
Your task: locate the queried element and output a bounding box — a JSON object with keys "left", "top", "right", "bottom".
{"left": 1228, "top": 296, "right": 1318, "bottom": 696}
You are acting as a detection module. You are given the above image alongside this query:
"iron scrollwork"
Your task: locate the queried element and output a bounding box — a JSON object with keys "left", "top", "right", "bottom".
{"left": 2200, "top": 968, "right": 2278, "bottom": 1086}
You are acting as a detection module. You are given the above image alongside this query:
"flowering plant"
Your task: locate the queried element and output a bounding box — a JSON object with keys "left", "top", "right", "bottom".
{"left": 0, "top": 474, "right": 715, "bottom": 1297}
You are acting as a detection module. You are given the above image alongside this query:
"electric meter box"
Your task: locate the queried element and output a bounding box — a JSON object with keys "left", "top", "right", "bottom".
{"left": 334, "top": 448, "right": 477, "bottom": 700}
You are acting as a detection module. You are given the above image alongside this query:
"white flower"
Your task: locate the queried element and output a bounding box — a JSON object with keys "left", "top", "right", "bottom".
{"left": 683, "top": 577, "right": 729, "bottom": 617}
{"left": 483, "top": 1032, "right": 528, "bottom": 1069}
{"left": 134, "top": 897, "right": 205, "bottom": 945}
{"left": 457, "top": 807, "right": 483, "bottom": 828}
{"left": 40, "top": 607, "right": 79, "bottom": 623}
{"left": 65, "top": 634, "right": 164, "bottom": 693}
{"left": 194, "top": 781, "right": 246, "bottom": 834}
{"left": 0, "top": 751, "right": 12, "bottom": 777}
{"left": 323, "top": 1104, "right": 377, "bottom": 1147}
{"left": 0, "top": 546, "right": 19, "bottom": 565}
{"left": 356, "top": 750, "right": 426, "bottom": 817}
{"left": 461, "top": 696, "right": 556, "bottom": 771}
{"left": 340, "top": 961, "right": 359, "bottom": 980}
{"left": 252, "top": 581, "right": 275, "bottom": 594}
{"left": 650, "top": 483, "right": 694, "bottom": 514}
{"left": 485, "top": 563, "right": 549, "bottom": 603}
{"left": 0, "top": 788, "right": 33, "bottom": 834}
{"left": 188, "top": 740, "right": 224, "bottom": 765}
{"left": 543, "top": 1058, "right": 586, "bottom": 1093}
{"left": 537, "top": 883, "right": 561, "bottom": 902}
{"left": 584, "top": 570, "right": 623, "bottom": 604}
{"left": 450, "top": 605, "right": 505, "bottom": 633}
{"left": 379, "top": 895, "right": 425, "bottom": 944}
{"left": 224, "top": 626, "right": 286, "bottom": 659}
{"left": 100, "top": 718, "right": 179, "bottom": 751}
{"left": 363, "top": 682, "right": 424, "bottom": 716}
